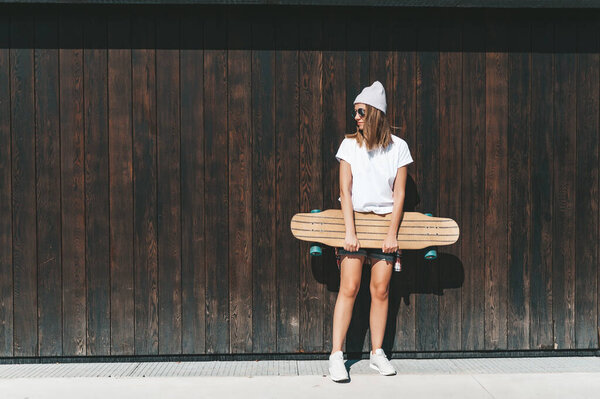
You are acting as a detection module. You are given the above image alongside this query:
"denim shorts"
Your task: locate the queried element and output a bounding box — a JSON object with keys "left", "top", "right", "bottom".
{"left": 336, "top": 247, "right": 396, "bottom": 263}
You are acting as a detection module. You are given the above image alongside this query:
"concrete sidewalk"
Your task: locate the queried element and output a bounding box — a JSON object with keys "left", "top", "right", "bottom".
{"left": 1, "top": 357, "right": 600, "bottom": 398}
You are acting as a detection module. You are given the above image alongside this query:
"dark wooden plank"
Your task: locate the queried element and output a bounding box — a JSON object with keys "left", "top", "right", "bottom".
{"left": 529, "top": 18, "right": 554, "bottom": 350}
{"left": 322, "top": 9, "right": 345, "bottom": 353}
{"left": 132, "top": 13, "right": 158, "bottom": 355}
{"left": 343, "top": 8, "right": 370, "bottom": 355}
{"left": 251, "top": 13, "right": 276, "bottom": 353}
{"left": 227, "top": 11, "right": 252, "bottom": 354}
{"left": 298, "top": 10, "right": 324, "bottom": 353}
{"left": 180, "top": 14, "right": 206, "bottom": 355}
{"left": 461, "top": 13, "right": 486, "bottom": 351}
{"left": 3, "top": 0, "right": 600, "bottom": 7}
{"left": 438, "top": 16, "right": 462, "bottom": 351}
{"left": 553, "top": 20, "right": 577, "bottom": 350}
{"left": 108, "top": 14, "right": 134, "bottom": 355}
{"left": 84, "top": 13, "right": 110, "bottom": 356}
{"left": 507, "top": 17, "right": 531, "bottom": 350}
{"left": 204, "top": 8, "right": 230, "bottom": 354}
{"left": 369, "top": 10, "right": 394, "bottom": 129}
{"left": 156, "top": 14, "right": 182, "bottom": 355}
{"left": 11, "top": 14, "right": 38, "bottom": 357}
{"left": 390, "top": 16, "right": 417, "bottom": 352}
{"left": 59, "top": 11, "right": 86, "bottom": 356}
{"left": 415, "top": 11, "right": 440, "bottom": 352}
{"left": 34, "top": 12, "right": 62, "bottom": 356}
{"left": 574, "top": 19, "right": 599, "bottom": 349}
{"left": 0, "top": 14, "right": 13, "bottom": 357}
{"left": 345, "top": 9, "right": 369, "bottom": 135}
{"left": 484, "top": 12, "right": 509, "bottom": 350}
{"left": 275, "top": 14, "right": 300, "bottom": 353}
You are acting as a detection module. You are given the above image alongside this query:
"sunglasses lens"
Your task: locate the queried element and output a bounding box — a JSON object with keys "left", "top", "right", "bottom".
{"left": 352, "top": 108, "right": 366, "bottom": 118}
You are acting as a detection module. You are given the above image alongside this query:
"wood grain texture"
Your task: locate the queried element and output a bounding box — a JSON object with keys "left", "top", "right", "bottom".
{"left": 553, "top": 20, "right": 577, "bottom": 349}
{"left": 252, "top": 14, "right": 276, "bottom": 353}
{"left": 132, "top": 13, "right": 159, "bottom": 355}
{"left": 275, "top": 14, "right": 300, "bottom": 353}
{"left": 108, "top": 14, "right": 134, "bottom": 355}
{"left": 84, "top": 14, "right": 110, "bottom": 356}
{"left": 156, "top": 14, "right": 182, "bottom": 355}
{"left": 370, "top": 10, "right": 394, "bottom": 129}
{"left": 11, "top": 14, "right": 38, "bottom": 357}
{"left": 1, "top": 6, "right": 600, "bottom": 357}
{"left": 34, "top": 12, "right": 62, "bottom": 356}
{"left": 438, "top": 16, "right": 462, "bottom": 351}
{"left": 415, "top": 11, "right": 440, "bottom": 352}
{"left": 460, "top": 14, "right": 486, "bottom": 351}
{"left": 321, "top": 8, "right": 345, "bottom": 353}
{"left": 345, "top": 9, "right": 369, "bottom": 136}
{"left": 204, "top": 8, "right": 230, "bottom": 354}
{"left": 180, "top": 14, "right": 206, "bottom": 355}
{"left": 507, "top": 17, "right": 531, "bottom": 350}
{"left": 291, "top": 211, "right": 459, "bottom": 249}
{"left": 530, "top": 18, "right": 554, "bottom": 350}
{"left": 228, "top": 11, "right": 253, "bottom": 354}
{"left": 391, "top": 15, "right": 417, "bottom": 352}
{"left": 0, "top": 14, "right": 13, "bottom": 357}
{"left": 59, "top": 11, "right": 86, "bottom": 356}
{"left": 298, "top": 9, "right": 324, "bottom": 353}
{"left": 484, "top": 12, "right": 509, "bottom": 350}
{"left": 574, "top": 19, "right": 599, "bottom": 349}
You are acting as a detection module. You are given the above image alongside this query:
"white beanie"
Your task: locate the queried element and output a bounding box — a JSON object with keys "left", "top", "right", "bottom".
{"left": 353, "top": 81, "right": 387, "bottom": 114}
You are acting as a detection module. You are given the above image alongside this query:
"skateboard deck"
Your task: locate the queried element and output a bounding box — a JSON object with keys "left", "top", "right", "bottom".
{"left": 290, "top": 209, "right": 459, "bottom": 250}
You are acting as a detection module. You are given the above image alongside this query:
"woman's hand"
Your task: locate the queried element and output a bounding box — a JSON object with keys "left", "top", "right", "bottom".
{"left": 382, "top": 232, "right": 398, "bottom": 253}
{"left": 344, "top": 232, "right": 360, "bottom": 252}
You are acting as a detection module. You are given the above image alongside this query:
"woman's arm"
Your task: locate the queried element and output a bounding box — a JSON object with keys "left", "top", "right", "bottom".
{"left": 382, "top": 166, "right": 408, "bottom": 253}
{"left": 339, "top": 160, "right": 360, "bottom": 251}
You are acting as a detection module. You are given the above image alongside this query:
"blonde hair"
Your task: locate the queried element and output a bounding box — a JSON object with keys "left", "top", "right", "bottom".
{"left": 345, "top": 104, "right": 394, "bottom": 151}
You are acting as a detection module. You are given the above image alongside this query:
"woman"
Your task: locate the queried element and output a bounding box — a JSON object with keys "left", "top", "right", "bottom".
{"left": 329, "top": 81, "right": 413, "bottom": 382}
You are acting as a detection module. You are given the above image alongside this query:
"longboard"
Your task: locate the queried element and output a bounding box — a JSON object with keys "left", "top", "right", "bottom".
{"left": 290, "top": 209, "right": 459, "bottom": 250}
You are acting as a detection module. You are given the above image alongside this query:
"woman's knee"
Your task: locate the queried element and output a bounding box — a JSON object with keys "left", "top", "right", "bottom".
{"left": 370, "top": 283, "right": 389, "bottom": 301}
{"left": 339, "top": 280, "right": 361, "bottom": 298}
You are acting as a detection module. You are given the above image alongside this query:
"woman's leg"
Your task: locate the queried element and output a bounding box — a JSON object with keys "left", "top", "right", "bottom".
{"left": 331, "top": 255, "right": 364, "bottom": 354}
{"left": 369, "top": 258, "right": 393, "bottom": 353}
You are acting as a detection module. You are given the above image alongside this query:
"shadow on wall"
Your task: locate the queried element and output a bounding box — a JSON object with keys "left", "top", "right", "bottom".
{"left": 311, "top": 174, "right": 465, "bottom": 356}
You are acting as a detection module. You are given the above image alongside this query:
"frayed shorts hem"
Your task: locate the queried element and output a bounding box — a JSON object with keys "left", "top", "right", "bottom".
{"left": 336, "top": 248, "right": 396, "bottom": 263}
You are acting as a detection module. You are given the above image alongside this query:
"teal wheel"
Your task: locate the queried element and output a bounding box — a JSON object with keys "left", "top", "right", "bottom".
{"left": 423, "top": 213, "right": 437, "bottom": 260}
{"left": 310, "top": 245, "right": 323, "bottom": 256}
{"left": 424, "top": 248, "right": 438, "bottom": 260}
{"left": 310, "top": 209, "right": 323, "bottom": 256}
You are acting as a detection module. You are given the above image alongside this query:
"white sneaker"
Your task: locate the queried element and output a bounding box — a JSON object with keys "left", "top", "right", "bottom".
{"left": 328, "top": 351, "right": 349, "bottom": 382}
{"left": 369, "top": 348, "right": 397, "bottom": 376}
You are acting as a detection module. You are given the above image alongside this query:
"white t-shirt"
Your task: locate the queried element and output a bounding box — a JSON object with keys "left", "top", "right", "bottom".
{"left": 335, "top": 134, "right": 413, "bottom": 214}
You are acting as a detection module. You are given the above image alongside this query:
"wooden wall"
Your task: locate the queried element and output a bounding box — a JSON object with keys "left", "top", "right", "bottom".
{"left": 0, "top": 5, "right": 598, "bottom": 357}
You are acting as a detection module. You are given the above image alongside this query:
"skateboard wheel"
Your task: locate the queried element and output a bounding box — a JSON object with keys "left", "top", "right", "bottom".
{"left": 309, "top": 211, "right": 322, "bottom": 255}
{"left": 424, "top": 248, "right": 437, "bottom": 260}
{"left": 310, "top": 245, "right": 323, "bottom": 256}
{"left": 423, "top": 213, "right": 437, "bottom": 259}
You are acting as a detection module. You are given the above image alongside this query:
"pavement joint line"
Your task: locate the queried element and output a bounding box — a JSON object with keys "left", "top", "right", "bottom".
{"left": 471, "top": 374, "right": 497, "bottom": 399}
{"left": 125, "top": 362, "right": 142, "bottom": 377}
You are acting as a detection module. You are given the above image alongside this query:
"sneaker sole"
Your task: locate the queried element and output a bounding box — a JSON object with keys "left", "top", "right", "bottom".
{"left": 369, "top": 362, "right": 397, "bottom": 376}
{"left": 329, "top": 368, "right": 349, "bottom": 382}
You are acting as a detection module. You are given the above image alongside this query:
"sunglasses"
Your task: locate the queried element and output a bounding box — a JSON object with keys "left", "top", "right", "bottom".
{"left": 351, "top": 108, "right": 366, "bottom": 118}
